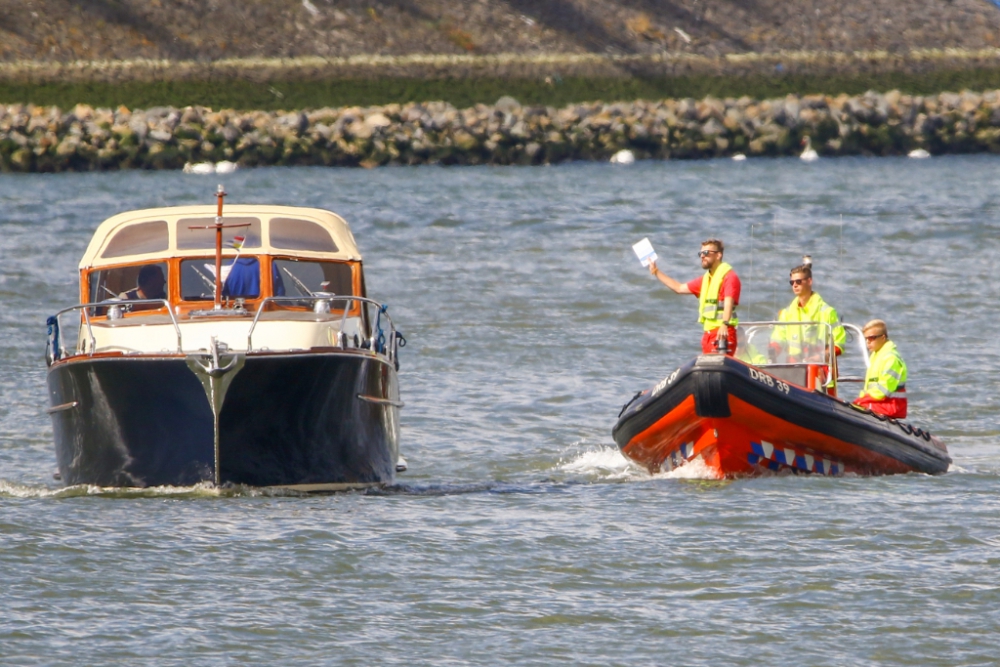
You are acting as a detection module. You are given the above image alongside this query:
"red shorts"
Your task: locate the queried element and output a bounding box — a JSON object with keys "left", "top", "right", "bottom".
{"left": 701, "top": 327, "right": 738, "bottom": 357}
{"left": 854, "top": 395, "right": 908, "bottom": 419}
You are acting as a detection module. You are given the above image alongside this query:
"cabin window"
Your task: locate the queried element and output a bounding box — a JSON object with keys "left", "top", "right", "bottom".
{"left": 176, "top": 217, "right": 262, "bottom": 250}
{"left": 273, "top": 259, "right": 352, "bottom": 297}
{"left": 181, "top": 258, "right": 221, "bottom": 301}
{"left": 89, "top": 262, "right": 168, "bottom": 303}
{"left": 101, "top": 221, "right": 169, "bottom": 258}
{"left": 269, "top": 218, "right": 339, "bottom": 252}
{"left": 179, "top": 257, "right": 272, "bottom": 301}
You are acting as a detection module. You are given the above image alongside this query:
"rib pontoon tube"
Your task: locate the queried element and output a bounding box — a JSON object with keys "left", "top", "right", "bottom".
{"left": 613, "top": 354, "right": 949, "bottom": 478}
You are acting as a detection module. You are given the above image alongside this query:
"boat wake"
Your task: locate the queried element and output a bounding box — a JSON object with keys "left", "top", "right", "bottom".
{"left": 555, "top": 446, "right": 723, "bottom": 481}
{"left": 652, "top": 456, "right": 725, "bottom": 480}
{"left": 0, "top": 480, "right": 297, "bottom": 499}
{"left": 557, "top": 446, "right": 637, "bottom": 480}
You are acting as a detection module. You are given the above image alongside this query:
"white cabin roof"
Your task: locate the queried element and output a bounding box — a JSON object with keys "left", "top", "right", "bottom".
{"left": 80, "top": 205, "right": 362, "bottom": 269}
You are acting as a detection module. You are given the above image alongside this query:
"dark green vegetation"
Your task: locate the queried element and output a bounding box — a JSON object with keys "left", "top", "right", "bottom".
{"left": 3, "top": 67, "right": 1000, "bottom": 110}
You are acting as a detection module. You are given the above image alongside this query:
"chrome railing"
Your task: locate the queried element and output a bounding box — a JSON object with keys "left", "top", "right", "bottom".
{"left": 46, "top": 295, "right": 403, "bottom": 366}
{"left": 246, "top": 295, "right": 402, "bottom": 364}
{"left": 247, "top": 294, "right": 406, "bottom": 363}
{"left": 46, "top": 299, "right": 182, "bottom": 363}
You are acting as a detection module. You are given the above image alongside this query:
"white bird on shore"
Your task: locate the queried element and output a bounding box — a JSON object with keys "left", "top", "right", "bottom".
{"left": 800, "top": 137, "right": 819, "bottom": 162}
{"left": 732, "top": 153, "right": 747, "bottom": 161}
{"left": 908, "top": 148, "right": 931, "bottom": 159}
{"left": 183, "top": 160, "right": 239, "bottom": 174}
{"left": 183, "top": 161, "right": 215, "bottom": 174}
{"left": 610, "top": 149, "right": 635, "bottom": 164}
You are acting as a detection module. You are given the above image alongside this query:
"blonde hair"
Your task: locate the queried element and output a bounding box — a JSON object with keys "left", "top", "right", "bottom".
{"left": 862, "top": 319, "right": 888, "bottom": 337}
{"left": 790, "top": 264, "right": 812, "bottom": 279}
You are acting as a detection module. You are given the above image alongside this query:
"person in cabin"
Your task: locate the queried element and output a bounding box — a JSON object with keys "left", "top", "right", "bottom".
{"left": 221, "top": 258, "right": 288, "bottom": 299}
{"left": 222, "top": 257, "right": 261, "bottom": 298}
{"left": 220, "top": 235, "right": 285, "bottom": 300}
{"left": 120, "top": 264, "right": 166, "bottom": 301}
{"left": 854, "top": 319, "right": 908, "bottom": 418}
{"left": 648, "top": 238, "right": 741, "bottom": 356}
{"left": 769, "top": 263, "right": 846, "bottom": 362}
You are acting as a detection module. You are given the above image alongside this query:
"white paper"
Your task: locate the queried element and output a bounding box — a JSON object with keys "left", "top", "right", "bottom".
{"left": 632, "top": 238, "right": 658, "bottom": 267}
{"left": 204, "top": 263, "right": 233, "bottom": 283}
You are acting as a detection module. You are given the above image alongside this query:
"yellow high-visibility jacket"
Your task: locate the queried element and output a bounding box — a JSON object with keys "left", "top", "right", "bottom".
{"left": 772, "top": 292, "right": 846, "bottom": 356}
{"left": 698, "top": 262, "right": 738, "bottom": 332}
{"left": 859, "top": 339, "right": 908, "bottom": 401}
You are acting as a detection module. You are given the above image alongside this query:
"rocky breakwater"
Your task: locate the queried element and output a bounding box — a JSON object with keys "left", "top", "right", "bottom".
{"left": 4, "top": 90, "right": 1000, "bottom": 172}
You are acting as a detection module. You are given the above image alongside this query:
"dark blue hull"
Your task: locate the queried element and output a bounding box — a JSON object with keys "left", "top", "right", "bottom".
{"left": 46, "top": 351, "right": 400, "bottom": 488}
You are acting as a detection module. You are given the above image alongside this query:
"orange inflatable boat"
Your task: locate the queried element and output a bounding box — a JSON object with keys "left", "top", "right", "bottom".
{"left": 612, "top": 321, "right": 950, "bottom": 477}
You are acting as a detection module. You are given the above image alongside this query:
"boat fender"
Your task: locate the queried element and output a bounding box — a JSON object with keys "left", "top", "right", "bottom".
{"left": 45, "top": 315, "right": 61, "bottom": 366}
{"left": 374, "top": 304, "right": 390, "bottom": 354}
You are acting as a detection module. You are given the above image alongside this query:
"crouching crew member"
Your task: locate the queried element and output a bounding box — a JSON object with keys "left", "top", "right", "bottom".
{"left": 854, "top": 319, "right": 908, "bottom": 418}
{"left": 649, "top": 238, "right": 741, "bottom": 356}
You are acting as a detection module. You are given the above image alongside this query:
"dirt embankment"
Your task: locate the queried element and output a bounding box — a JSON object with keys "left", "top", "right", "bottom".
{"left": 3, "top": 0, "right": 1000, "bottom": 64}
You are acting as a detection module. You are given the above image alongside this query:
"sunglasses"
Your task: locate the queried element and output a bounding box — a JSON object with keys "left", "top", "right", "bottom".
{"left": 864, "top": 333, "right": 885, "bottom": 342}
{"left": 698, "top": 250, "right": 719, "bottom": 257}
{"left": 789, "top": 278, "right": 806, "bottom": 286}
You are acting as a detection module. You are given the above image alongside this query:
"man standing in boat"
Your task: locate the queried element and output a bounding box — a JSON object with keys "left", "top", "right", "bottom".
{"left": 854, "top": 319, "right": 908, "bottom": 418}
{"left": 648, "top": 238, "right": 740, "bottom": 355}
{"left": 770, "top": 262, "right": 846, "bottom": 362}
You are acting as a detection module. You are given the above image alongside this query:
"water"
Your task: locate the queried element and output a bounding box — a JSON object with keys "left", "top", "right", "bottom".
{"left": 2, "top": 156, "right": 999, "bottom": 665}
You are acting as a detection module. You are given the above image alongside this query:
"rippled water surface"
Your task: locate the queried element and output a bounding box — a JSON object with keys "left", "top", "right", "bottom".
{"left": 2, "top": 156, "right": 999, "bottom": 665}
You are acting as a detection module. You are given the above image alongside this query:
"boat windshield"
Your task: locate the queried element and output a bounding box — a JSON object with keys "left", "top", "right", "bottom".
{"left": 735, "top": 321, "right": 835, "bottom": 366}
{"left": 736, "top": 321, "right": 870, "bottom": 391}
{"left": 273, "top": 259, "right": 353, "bottom": 296}
{"left": 180, "top": 257, "right": 273, "bottom": 301}
{"left": 89, "top": 262, "right": 169, "bottom": 303}
{"left": 176, "top": 258, "right": 354, "bottom": 302}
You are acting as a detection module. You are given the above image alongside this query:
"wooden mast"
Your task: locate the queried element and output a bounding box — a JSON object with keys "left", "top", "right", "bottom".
{"left": 187, "top": 185, "right": 249, "bottom": 311}
{"left": 214, "top": 184, "right": 226, "bottom": 310}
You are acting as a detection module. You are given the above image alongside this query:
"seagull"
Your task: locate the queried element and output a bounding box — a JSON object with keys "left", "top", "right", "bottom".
{"left": 800, "top": 137, "right": 819, "bottom": 162}
{"left": 907, "top": 148, "right": 930, "bottom": 159}
{"left": 183, "top": 161, "right": 215, "bottom": 174}
{"left": 610, "top": 149, "right": 635, "bottom": 164}
{"left": 183, "top": 160, "right": 239, "bottom": 174}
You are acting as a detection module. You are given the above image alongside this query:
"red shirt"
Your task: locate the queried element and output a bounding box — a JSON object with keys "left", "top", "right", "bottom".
{"left": 686, "top": 270, "right": 741, "bottom": 304}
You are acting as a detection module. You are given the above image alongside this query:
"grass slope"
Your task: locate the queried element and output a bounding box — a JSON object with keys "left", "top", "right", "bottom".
{"left": 2, "top": 68, "right": 998, "bottom": 110}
